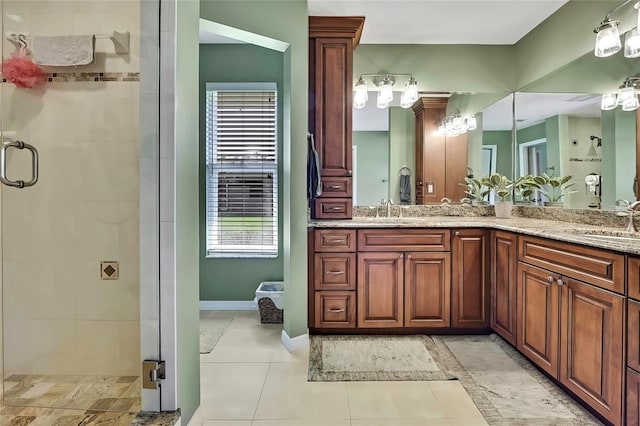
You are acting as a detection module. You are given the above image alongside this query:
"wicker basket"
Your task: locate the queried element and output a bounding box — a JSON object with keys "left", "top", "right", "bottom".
{"left": 257, "top": 297, "right": 283, "bottom": 324}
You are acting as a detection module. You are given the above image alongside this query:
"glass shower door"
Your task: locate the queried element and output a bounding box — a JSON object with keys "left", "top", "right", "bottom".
{"left": 0, "top": 0, "right": 154, "bottom": 415}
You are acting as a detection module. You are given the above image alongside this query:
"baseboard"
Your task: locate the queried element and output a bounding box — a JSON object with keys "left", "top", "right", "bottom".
{"left": 199, "top": 300, "right": 257, "bottom": 311}
{"left": 185, "top": 405, "right": 202, "bottom": 425}
{"left": 281, "top": 329, "right": 309, "bottom": 352}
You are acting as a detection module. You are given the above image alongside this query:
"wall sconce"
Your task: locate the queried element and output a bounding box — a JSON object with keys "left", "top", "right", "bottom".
{"left": 601, "top": 76, "right": 640, "bottom": 111}
{"left": 594, "top": 0, "right": 640, "bottom": 58}
{"left": 353, "top": 73, "right": 419, "bottom": 109}
{"left": 436, "top": 111, "right": 477, "bottom": 137}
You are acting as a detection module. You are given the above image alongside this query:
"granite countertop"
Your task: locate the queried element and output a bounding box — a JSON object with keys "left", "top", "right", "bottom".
{"left": 308, "top": 216, "right": 640, "bottom": 256}
{"left": 132, "top": 410, "right": 181, "bottom": 425}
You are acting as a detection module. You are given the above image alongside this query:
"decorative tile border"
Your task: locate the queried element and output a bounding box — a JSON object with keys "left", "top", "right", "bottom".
{"left": 2, "top": 71, "right": 140, "bottom": 83}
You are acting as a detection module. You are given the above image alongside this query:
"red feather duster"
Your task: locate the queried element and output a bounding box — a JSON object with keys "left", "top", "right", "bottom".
{"left": 2, "top": 46, "right": 46, "bottom": 89}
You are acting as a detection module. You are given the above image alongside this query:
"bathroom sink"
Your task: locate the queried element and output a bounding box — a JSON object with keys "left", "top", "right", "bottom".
{"left": 565, "top": 228, "right": 640, "bottom": 241}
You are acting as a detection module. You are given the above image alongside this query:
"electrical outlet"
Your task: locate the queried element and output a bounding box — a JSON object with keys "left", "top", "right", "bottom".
{"left": 425, "top": 181, "right": 435, "bottom": 195}
{"left": 571, "top": 139, "right": 578, "bottom": 146}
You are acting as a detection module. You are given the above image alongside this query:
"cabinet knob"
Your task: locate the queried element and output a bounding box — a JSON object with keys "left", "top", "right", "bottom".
{"left": 455, "top": 231, "right": 460, "bottom": 236}
{"left": 547, "top": 276, "right": 554, "bottom": 283}
{"left": 399, "top": 254, "right": 404, "bottom": 259}
{"left": 557, "top": 279, "right": 564, "bottom": 287}
{"left": 347, "top": 170, "right": 352, "bottom": 176}
{"left": 407, "top": 254, "right": 412, "bottom": 259}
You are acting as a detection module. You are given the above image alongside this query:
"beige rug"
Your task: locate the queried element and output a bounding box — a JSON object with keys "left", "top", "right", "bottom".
{"left": 308, "top": 335, "right": 457, "bottom": 381}
{"left": 309, "top": 334, "right": 602, "bottom": 425}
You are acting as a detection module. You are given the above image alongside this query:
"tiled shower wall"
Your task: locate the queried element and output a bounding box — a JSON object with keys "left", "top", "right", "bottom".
{"left": 1, "top": 0, "right": 141, "bottom": 376}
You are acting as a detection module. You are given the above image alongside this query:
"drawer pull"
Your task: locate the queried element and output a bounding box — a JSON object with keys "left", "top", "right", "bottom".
{"left": 326, "top": 185, "right": 342, "bottom": 190}
{"left": 326, "top": 308, "right": 345, "bottom": 313}
{"left": 557, "top": 278, "right": 564, "bottom": 286}
{"left": 326, "top": 270, "right": 345, "bottom": 275}
{"left": 326, "top": 239, "right": 346, "bottom": 245}
{"left": 547, "top": 276, "right": 554, "bottom": 283}
{"left": 327, "top": 206, "right": 344, "bottom": 211}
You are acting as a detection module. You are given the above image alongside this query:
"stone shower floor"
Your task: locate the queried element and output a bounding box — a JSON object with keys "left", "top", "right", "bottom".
{"left": 0, "top": 374, "right": 142, "bottom": 425}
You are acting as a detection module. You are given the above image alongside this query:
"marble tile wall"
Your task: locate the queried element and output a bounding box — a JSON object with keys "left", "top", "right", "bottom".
{"left": 1, "top": 1, "right": 141, "bottom": 377}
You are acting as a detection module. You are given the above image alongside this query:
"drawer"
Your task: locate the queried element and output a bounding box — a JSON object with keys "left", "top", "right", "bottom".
{"left": 314, "top": 253, "right": 356, "bottom": 290}
{"left": 629, "top": 256, "right": 640, "bottom": 300}
{"left": 518, "top": 235, "right": 624, "bottom": 294}
{"left": 358, "top": 228, "right": 450, "bottom": 252}
{"left": 319, "top": 177, "right": 352, "bottom": 198}
{"left": 314, "top": 229, "right": 356, "bottom": 252}
{"left": 314, "top": 291, "right": 356, "bottom": 328}
{"left": 630, "top": 299, "right": 640, "bottom": 372}
{"left": 314, "top": 198, "right": 353, "bottom": 219}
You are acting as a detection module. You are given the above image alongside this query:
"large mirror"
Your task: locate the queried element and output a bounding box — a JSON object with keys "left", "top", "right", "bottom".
{"left": 352, "top": 91, "right": 513, "bottom": 205}
{"left": 516, "top": 50, "right": 639, "bottom": 210}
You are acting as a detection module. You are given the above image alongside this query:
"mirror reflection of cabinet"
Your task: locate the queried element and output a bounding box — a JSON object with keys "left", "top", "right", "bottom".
{"left": 412, "top": 98, "right": 467, "bottom": 203}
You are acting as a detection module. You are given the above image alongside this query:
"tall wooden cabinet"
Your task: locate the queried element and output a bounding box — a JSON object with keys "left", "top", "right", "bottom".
{"left": 309, "top": 17, "right": 364, "bottom": 219}
{"left": 411, "top": 98, "right": 468, "bottom": 203}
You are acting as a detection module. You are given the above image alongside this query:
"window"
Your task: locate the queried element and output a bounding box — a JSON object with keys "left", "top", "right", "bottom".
{"left": 205, "top": 83, "right": 278, "bottom": 257}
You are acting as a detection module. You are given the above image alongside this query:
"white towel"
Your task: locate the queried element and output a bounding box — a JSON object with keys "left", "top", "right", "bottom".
{"left": 31, "top": 35, "right": 95, "bottom": 66}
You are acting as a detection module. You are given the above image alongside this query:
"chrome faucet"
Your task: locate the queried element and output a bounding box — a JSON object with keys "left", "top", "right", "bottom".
{"left": 616, "top": 199, "right": 640, "bottom": 232}
{"left": 460, "top": 197, "right": 472, "bottom": 205}
{"left": 386, "top": 199, "right": 394, "bottom": 217}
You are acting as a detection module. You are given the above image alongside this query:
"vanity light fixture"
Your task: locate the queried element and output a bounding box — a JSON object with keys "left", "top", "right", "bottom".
{"left": 437, "top": 111, "right": 478, "bottom": 137}
{"left": 601, "top": 76, "right": 640, "bottom": 111}
{"left": 593, "top": 0, "right": 640, "bottom": 58}
{"left": 353, "top": 73, "right": 419, "bottom": 109}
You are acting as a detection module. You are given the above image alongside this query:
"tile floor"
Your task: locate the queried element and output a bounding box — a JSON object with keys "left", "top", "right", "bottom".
{"left": 199, "top": 311, "right": 488, "bottom": 426}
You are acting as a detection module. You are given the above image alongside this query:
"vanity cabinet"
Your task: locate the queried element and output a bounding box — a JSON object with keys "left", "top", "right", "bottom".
{"left": 308, "top": 17, "right": 364, "bottom": 219}
{"left": 357, "top": 229, "right": 451, "bottom": 328}
{"left": 490, "top": 231, "right": 517, "bottom": 345}
{"left": 627, "top": 260, "right": 640, "bottom": 425}
{"left": 451, "top": 229, "right": 489, "bottom": 329}
{"left": 517, "top": 235, "right": 625, "bottom": 425}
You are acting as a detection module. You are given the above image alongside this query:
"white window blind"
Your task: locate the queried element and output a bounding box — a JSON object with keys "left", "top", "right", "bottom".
{"left": 205, "top": 83, "right": 278, "bottom": 258}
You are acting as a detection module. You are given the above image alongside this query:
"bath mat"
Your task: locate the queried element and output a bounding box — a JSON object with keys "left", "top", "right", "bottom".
{"left": 309, "top": 334, "right": 601, "bottom": 425}
{"left": 308, "top": 335, "right": 457, "bottom": 381}
{"left": 199, "top": 314, "right": 232, "bottom": 354}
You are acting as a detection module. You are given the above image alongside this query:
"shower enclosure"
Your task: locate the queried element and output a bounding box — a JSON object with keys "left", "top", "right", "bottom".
{"left": 0, "top": 0, "right": 160, "bottom": 415}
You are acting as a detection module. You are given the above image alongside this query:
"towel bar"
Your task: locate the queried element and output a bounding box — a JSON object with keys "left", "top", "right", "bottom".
{"left": 6, "top": 30, "right": 130, "bottom": 55}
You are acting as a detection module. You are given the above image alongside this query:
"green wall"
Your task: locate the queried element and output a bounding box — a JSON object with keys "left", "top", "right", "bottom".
{"left": 355, "top": 45, "right": 515, "bottom": 93}
{"left": 352, "top": 131, "right": 390, "bottom": 205}
{"left": 483, "top": 131, "right": 512, "bottom": 177}
{"left": 389, "top": 108, "right": 416, "bottom": 204}
{"left": 517, "top": 122, "right": 546, "bottom": 144}
{"left": 176, "top": 0, "right": 200, "bottom": 422}
{"left": 199, "top": 44, "right": 284, "bottom": 301}
{"left": 200, "top": 0, "right": 308, "bottom": 339}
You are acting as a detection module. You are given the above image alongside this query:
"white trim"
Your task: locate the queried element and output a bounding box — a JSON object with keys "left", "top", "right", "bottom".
{"left": 482, "top": 144, "right": 498, "bottom": 175}
{"left": 518, "top": 138, "right": 546, "bottom": 177}
{"left": 281, "top": 330, "right": 309, "bottom": 352}
{"left": 199, "top": 300, "right": 258, "bottom": 310}
{"left": 352, "top": 145, "right": 357, "bottom": 205}
{"left": 185, "top": 406, "right": 202, "bottom": 426}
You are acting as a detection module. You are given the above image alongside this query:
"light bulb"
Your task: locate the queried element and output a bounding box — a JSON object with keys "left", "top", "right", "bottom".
{"left": 437, "top": 124, "right": 445, "bottom": 136}
{"left": 402, "top": 78, "right": 418, "bottom": 104}
{"left": 452, "top": 116, "right": 463, "bottom": 131}
{"left": 625, "top": 28, "right": 640, "bottom": 58}
{"left": 622, "top": 94, "right": 640, "bottom": 111}
{"left": 376, "top": 91, "right": 390, "bottom": 109}
{"left": 617, "top": 86, "right": 636, "bottom": 105}
{"left": 400, "top": 92, "right": 414, "bottom": 108}
{"left": 601, "top": 93, "right": 617, "bottom": 110}
{"left": 466, "top": 116, "right": 477, "bottom": 131}
{"left": 594, "top": 20, "right": 622, "bottom": 57}
{"left": 378, "top": 78, "right": 393, "bottom": 104}
{"left": 353, "top": 78, "right": 368, "bottom": 109}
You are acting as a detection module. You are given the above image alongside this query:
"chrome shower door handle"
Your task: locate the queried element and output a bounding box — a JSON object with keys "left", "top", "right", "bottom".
{"left": 0, "top": 140, "right": 39, "bottom": 188}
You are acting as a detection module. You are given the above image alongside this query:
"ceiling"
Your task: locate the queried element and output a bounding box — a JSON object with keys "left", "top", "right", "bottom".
{"left": 307, "top": 0, "right": 569, "bottom": 45}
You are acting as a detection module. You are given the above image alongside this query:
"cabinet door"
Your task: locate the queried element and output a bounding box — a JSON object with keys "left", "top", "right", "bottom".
{"left": 491, "top": 231, "right": 517, "bottom": 345}
{"left": 628, "top": 368, "right": 640, "bottom": 426}
{"left": 314, "top": 38, "right": 352, "bottom": 177}
{"left": 630, "top": 299, "right": 640, "bottom": 372}
{"left": 452, "top": 229, "right": 489, "bottom": 328}
{"left": 404, "top": 252, "right": 451, "bottom": 328}
{"left": 560, "top": 278, "right": 624, "bottom": 425}
{"left": 357, "top": 252, "right": 403, "bottom": 328}
{"left": 517, "top": 262, "right": 560, "bottom": 378}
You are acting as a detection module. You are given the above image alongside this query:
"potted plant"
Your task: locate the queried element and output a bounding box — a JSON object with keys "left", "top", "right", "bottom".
{"left": 512, "top": 175, "right": 540, "bottom": 204}
{"left": 533, "top": 173, "right": 577, "bottom": 207}
{"left": 485, "top": 173, "right": 513, "bottom": 218}
{"left": 461, "top": 176, "right": 490, "bottom": 205}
